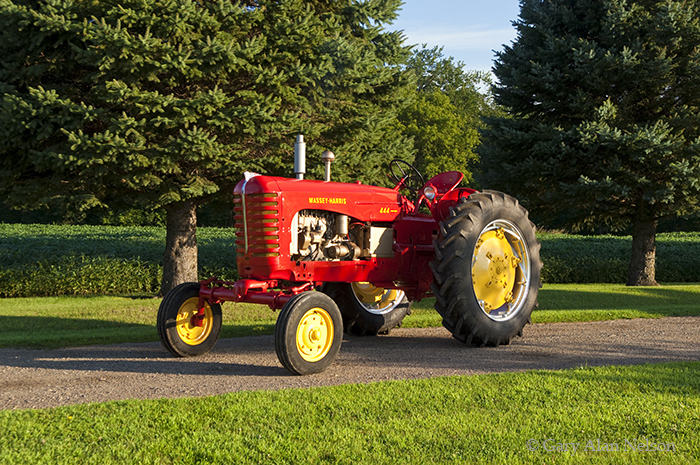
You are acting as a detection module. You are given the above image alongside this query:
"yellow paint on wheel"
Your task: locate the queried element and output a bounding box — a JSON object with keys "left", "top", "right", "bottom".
{"left": 175, "top": 297, "right": 214, "bottom": 346}
{"left": 351, "top": 282, "right": 401, "bottom": 310}
{"left": 472, "top": 228, "right": 519, "bottom": 313}
{"left": 296, "top": 307, "right": 334, "bottom": 362}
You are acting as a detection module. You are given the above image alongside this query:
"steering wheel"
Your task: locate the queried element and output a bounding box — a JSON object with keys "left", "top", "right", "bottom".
{"left": 389, "top": 159, "right": 425, "bottom": 193}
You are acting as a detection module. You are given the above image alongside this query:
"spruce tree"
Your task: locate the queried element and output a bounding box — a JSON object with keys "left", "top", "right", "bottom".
{"left": 480, "top": 0, "right": 700, "bottom": 286}
{"left": 0, "top": 0, "right": 412, "bottom": 293}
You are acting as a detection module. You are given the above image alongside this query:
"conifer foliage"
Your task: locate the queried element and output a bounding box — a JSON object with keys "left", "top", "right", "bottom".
{"left": 480, "top": 0, "right": 700, "bottom": 286}
{"left": 0, "top": 0, "right": 411, "bottom": 293}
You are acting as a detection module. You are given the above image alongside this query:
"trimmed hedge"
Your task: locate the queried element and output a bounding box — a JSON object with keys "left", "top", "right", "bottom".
{"left": 0, "top": 224, "right": 237, "bottom": 297}
{"left": 539, "top": 232, "right": 700, "bottom": 284}
{"left": 539, "top": 234, "right": 629, "bottom": 284}
{"left": 0, "top": 256, "right": 161, "bottom": 297}
{"left": 0, "top": 224, "right": 698, "bottom": 297}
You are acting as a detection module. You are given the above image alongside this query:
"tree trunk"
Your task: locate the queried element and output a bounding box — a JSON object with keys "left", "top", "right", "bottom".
{"left": 161, "top": 200, "right": 198, "bottom": 296}
{"left": 626, "top": 217, "right": 659, "bottom": 286}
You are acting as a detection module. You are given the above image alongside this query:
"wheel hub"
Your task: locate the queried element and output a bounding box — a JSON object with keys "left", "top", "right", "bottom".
{"left": 175, "top": 297, "right": 213, "bottom": 346}
{"left": 296, "top": 308, "right": 334, "bottom": 362}
{"left": 490, "top": 256, "right": 507, "bottom": 281}
{"left": 309, "top": 327, "right": 322, "bottom": 343}
{"left": 472, "top": 228, "right": 518, "bottom": 312}
{"left": 191, "top": 312, "right": 205, "bottom": 327}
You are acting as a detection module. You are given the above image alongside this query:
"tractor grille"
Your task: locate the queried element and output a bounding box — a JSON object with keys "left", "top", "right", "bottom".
{"left": 233, "top": 192, "right": 281, "bottom": 258}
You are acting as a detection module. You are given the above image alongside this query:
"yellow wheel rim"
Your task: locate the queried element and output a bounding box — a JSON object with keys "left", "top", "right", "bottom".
{"left": 471, "top": 221, "right": 529, "bottom": 320}
{"left": 175, "top": 297, "right": 214, "bottom": 346}
{"left": 296, "top": 307, "right": 334, "bottom": 363}
{"left": 351, "top": 282, "right": 404, "bottom": 315}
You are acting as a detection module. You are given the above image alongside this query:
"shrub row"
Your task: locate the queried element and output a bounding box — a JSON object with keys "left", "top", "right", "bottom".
{"left": 0, "top": 257, "right": 238, "bottom": 297}
{"left": 0, "top": 256, "right": 161, "bottom": 297}
{"left": 0, "top": 225, "right": 698, "bottom": 297}
{"left": 539, "top": 232, "right": 700, "bottom": 284}
{"left": 0, "top": 224, "right": 238, "bottom": 297}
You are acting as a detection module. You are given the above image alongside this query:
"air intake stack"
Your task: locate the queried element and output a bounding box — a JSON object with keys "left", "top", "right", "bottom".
{"left": 322, "top": 150, "right": 335, "bottom": 182}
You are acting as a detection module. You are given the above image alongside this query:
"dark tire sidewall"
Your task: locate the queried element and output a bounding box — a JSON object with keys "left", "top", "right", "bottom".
{"left": 275, "top": 292, "right": 343, "bottom": 375}
{"left": 158, "top": 282, "right": 222, "bottom": 357}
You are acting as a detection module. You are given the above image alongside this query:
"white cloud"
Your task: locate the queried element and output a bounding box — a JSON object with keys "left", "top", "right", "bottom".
{"left": 402, "top": 26, "right": 516, "bottom": 52}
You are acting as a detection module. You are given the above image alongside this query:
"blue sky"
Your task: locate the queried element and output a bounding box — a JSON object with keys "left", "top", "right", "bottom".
{"left": 388, "top": 0, "right": 522, "bottom": 73}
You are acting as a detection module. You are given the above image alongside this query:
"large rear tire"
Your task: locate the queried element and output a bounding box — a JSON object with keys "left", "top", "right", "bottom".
{"left": 321, "top": 282, "right": 410, "bottom": 336}
{"left": 430, "top": 191, "right": 541, "bottom": 346}
{"left": 275, "top": 292, "right": 343, "bottom": 375}
{"left": 157, "top": 282, "right": 222, "bottom": 357}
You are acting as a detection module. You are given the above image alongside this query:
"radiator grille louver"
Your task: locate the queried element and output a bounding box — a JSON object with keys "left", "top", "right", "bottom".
{"left": 233, "top": 192, "right": 281, "bottom": 258}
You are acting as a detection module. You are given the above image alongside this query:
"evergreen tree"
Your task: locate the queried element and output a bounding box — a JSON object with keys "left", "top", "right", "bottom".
{"left": 399, "top": 45, "right": 493, "bottom": 183}
{"left": 480, "top": 0, "right": 700, "bottom": 286}
{"left": 0, "top": 0, "right": 412, "bottom": 294}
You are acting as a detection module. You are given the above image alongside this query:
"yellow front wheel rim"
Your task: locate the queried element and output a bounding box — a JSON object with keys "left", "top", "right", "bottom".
{"left": 175, "top": 297, "right": 214, "bottom": 346}
{"left": 296, "top": 308, "right": 334, "bottom": 362}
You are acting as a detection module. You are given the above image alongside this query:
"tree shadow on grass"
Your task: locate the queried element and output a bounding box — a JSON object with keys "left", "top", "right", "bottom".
{"left": 0, "top": 315, "right": 274, "bottom": 350}
{"left": 0, "top": 315, "right": 158, "bottom": 349}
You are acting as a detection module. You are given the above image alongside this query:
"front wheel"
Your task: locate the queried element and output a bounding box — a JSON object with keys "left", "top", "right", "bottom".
{"left": 157, "top": 282, "right": 222, "bottom": 357}
{"left": 430, "top": 191, "right": 542, "bottom": 346}
{"left": 275, "top": 292, "right": 343, "bottom": 375}
{"left": 321, "top": 282, "right": 410, "bottom": 335}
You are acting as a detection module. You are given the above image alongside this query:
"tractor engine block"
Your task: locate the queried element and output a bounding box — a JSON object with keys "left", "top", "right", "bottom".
{"left": 291, "top": 210, "right": 361, "bottom": 261}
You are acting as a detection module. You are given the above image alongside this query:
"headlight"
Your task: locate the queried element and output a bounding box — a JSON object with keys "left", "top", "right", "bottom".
{"left": 423, "top": 186, "right": 437, "bottom": 200}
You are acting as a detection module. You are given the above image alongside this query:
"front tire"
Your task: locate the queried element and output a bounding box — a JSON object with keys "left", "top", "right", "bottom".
{"left": 321, "top": 282, "right": 410, "bottom": 335}
{"left": 275, "top": 292, "right": 343, "bottom": 375}
{"left": 157, "top": 282, "right": 222, "bottom": 357}
{"left": 430, "top": 191, "right": 541, "bottom": 346}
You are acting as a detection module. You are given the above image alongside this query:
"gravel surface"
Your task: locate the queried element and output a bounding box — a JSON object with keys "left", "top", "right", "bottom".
{"left": 1, "top": 316, "right": 699, "bottom": 411}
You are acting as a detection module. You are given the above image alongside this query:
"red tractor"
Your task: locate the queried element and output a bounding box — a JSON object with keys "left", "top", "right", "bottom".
{"left": 157, "top": 137, "right": 542, "bottom": 375}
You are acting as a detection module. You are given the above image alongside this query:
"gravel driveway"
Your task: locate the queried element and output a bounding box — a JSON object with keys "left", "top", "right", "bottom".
{"left": 1, "top": 316, "right": 699, "bottom": 410}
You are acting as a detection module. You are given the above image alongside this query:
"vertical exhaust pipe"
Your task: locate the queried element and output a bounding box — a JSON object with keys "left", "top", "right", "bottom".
{"left": 294, "top": 135, "right": 306, "bottom": 180}
{"left": 321, "top": 150, "right": 335, "bottom": 182}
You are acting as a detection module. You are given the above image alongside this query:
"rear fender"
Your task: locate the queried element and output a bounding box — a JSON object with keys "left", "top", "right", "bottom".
{"left": 417, "top": 171, "right": 476, "bottom": 222}
{"left": 432, "top": 188, "right": 477, "bottom": 223}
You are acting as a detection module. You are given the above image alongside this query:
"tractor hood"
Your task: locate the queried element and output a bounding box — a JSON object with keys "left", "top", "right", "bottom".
{"left": 234, "top": 174, "right": 405, "bottom": 223}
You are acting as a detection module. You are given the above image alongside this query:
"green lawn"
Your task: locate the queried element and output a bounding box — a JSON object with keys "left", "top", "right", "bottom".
{"left": 399, "top": 283, "right": 700, "bottom": 328}
{"left": 0, "top": 362, "right": 697, "bottom": 464}
{"left": 2, "top": 283, "right": 700, "bottom": 349}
